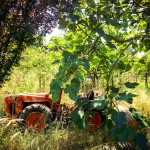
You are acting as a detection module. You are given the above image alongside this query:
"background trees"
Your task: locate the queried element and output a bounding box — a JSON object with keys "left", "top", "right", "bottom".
{"left": 0, "top": 0, "right": 65, "bottom": 85}
{"left": 2, "top": 46, "right": 60, "bottom": 93}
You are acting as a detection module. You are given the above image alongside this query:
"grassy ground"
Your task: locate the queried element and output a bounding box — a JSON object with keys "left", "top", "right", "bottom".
{"left": 132, "top": 86, "right": 150, "bottom": 147}
{"left": 0, "top": 85, "right": 150, "bottom": 150}
{"left": 0, "top": 118, "right": 115, "bottom": 150}
{"left": 132, "top": 87, "right": 150, "bottom": 120}
{"left": 0, "top": 118, "right": 142, "bottom": 150}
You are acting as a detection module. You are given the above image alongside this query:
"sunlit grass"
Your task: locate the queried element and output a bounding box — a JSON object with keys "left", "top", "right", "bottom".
{"left": 0, "top": 84, "right": 150, "bottom": 149}
{"left": 132, "top": 86, "right": 150, "bottom": 146}
{"left": 0, "top": 118, "right": 110, "bottom": 150}
{"left": 131, "top": 85, "right": 150, "bottom": 120}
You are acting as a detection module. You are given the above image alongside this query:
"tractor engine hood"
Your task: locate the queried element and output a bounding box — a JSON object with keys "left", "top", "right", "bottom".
{"left": 5, "top": 94, "right": 16, "bottom": 104}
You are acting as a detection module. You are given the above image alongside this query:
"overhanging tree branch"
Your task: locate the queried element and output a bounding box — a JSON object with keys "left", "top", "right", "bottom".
{"left": 106, "top": 34, "right": 150, "bottom": 44}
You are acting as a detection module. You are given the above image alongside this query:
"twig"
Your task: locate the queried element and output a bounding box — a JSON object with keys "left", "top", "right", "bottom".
{"left": 106, "top": 40, "right": 133, "bottom": 94}
{"left": 77, "top": 24, "right": 94, "bottom": 41}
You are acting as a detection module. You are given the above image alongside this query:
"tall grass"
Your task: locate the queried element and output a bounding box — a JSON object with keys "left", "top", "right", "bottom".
{"left": 132, "top": 86, "right": 150, "bottom": 146}
{"left": 0, "top": 118, "right": 111, "bottom": 150}
{"left": 0, "top": 118, "right": 140, "bottom": 150}
{"left": 132, "top": 87, "right": 150, "bottom": 119}
{"left": 0, "top": 84, "right": 150, "bottom": 149}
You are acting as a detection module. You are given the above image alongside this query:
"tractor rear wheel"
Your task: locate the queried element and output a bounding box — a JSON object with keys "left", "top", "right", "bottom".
{"left": 86, "top": 110, "right": 106, "bottom": 132}
{"left": 18, "top": 104, "right": 52, "bottom": 132}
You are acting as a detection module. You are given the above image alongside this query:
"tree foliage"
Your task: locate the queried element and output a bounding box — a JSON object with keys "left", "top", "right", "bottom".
{"left": 49, "top": 0, "right": 150, "bottom": 148}
{"left": 6, "top": 46, "right": 60, "bottom": 93}
{"left": 0, "top": 0, "right": 69, "bottom": 85}
{"left": 50, "top": 0, "right": 150, "bottom": 99}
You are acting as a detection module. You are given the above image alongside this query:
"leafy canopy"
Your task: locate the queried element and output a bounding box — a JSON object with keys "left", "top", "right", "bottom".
{"left": 0, "top": 0, "right": 70, "bottom": 85}
{"left": 49, "top": 0, "right": 150, "bottom": 149}
{"left": 50, "top": 0, "right": 150, "bottom": 101}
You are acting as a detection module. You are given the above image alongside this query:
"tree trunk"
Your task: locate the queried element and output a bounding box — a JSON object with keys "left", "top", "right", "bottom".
{"left": 39, "top": 77, "right": 42, "bottom": 91}
{"left": 111, "top": 75, "right": 114, "bottom": 86}
{"left": 145, "top": 73, "right": 148, "bottom": 89}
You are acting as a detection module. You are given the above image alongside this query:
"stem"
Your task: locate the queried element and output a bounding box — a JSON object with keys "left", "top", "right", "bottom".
{"left": 108, "top": 41, "right": 133, "bottom": 82}
{"left": 87, "top": 37, "right": 99, "bottom": 58}
{"left": 106, "top": 41, "right": 133, "bottom": 101}
{"left": 77, "top": 24, "right": 94, "bottom": 40}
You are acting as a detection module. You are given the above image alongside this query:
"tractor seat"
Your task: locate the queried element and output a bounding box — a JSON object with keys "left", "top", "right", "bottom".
{"left": 88, "top": 90, "right": 94, "bottom": 100}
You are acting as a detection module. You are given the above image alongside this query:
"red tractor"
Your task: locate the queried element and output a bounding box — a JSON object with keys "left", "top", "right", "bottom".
{"left": 4, "top": 89, "right": 105, "bottom": 132}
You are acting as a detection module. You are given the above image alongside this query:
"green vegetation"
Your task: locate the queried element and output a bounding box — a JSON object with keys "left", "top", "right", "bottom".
{"left": 49, "top": 0, "right": 150, "bottom": 149}
{"left": 0, "top": 87, "right": 150, "bottom": 149}
{"left": 0, "top": 118, "right": 115, "bottom": 150}
{"left": 0, "top": 0, "right": 150, "bottom": 149}
{"left": 0, "top": 46, "right": 149, "bottom": 149}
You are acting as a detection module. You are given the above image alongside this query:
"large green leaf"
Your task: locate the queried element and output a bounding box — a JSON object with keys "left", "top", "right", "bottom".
{"left": 118, "top": 125, "right": 136, "bottom": 142}
{"left": 106, "top": 42, "right": 116, "bottom": 49}
{"left": 116, "top": 61, "right": 125, "bottom": 70}
{"left": 50, "top": 79, "right": 62, "bottom": 102}
{"left": 77, "top": 119, "right": 87, "bottom": 129}
{"left": 68, "top": 23, "right": 77, "bottom": 31}
{"left": 64, "top": 78, "right": 80, "bottom": 101}
{"left": 125, "top": 64, "right": 132, "bottom": 72}
{"left": 63, "top": 51, "right": 75, "bottom": 60}
{"left": 103, "top": 34, "right": 112, "bottom": 42}
{"left": 71, "top": 107, "right": 84, "bottom": 122}
{"left": 71, "top": 107, "right": 87, "bottom": 129}
{"left": 110, "top": 86, "right": 119, "bottom": 97}
{"left": 139, "top": 58, "right": 145, "bottom": 64}
{"left": 77, "top": 98, "right": 88, "bottom": 107}
{"left": 82, "top": 59, "right": 90, "bottom": 71}
{"left": 75, "top": 71, "right": 84, "bottom": 82}
{"left": 134, "top": 133, "right": 149, "bottom": 150}
{"left": 87, "top": 94, "right": 108, "bottom": 110}
{"left": 110, "top": 86, "right": 119, "bottom": 94}
{"left": 109, "top": 126, "right": 120, "bottom": 137}
{"left": 95, "top": 27, "right": 105, "bottom": 36}
{"left": 129, "top": 108, "right": 149, "bottom": 128}
{"left": 111, "top": 110, "right": 127, "bottom": 128}
{"left": 116, "top": 91, "right": 138, "bottom": 104}
{"left": 124, "top": 82, "right": 139, "bottom": 89}
{"left": 69, "top": 13, "right": 80, "bottom": 23}
{"left": 109, "top": 124, "right": 136, "bottom": 142}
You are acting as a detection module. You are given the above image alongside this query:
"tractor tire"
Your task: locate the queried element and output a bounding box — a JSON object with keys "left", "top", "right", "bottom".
{"left": 18, "top": 103, "right": 52, "bottom": 132}
{"left": 86, "top": 109, "right": 106, "bottom": 132}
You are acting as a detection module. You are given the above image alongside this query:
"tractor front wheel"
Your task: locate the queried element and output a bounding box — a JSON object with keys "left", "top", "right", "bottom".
{"left": 18, "top": 104, "right": 52, "bottom": 132}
